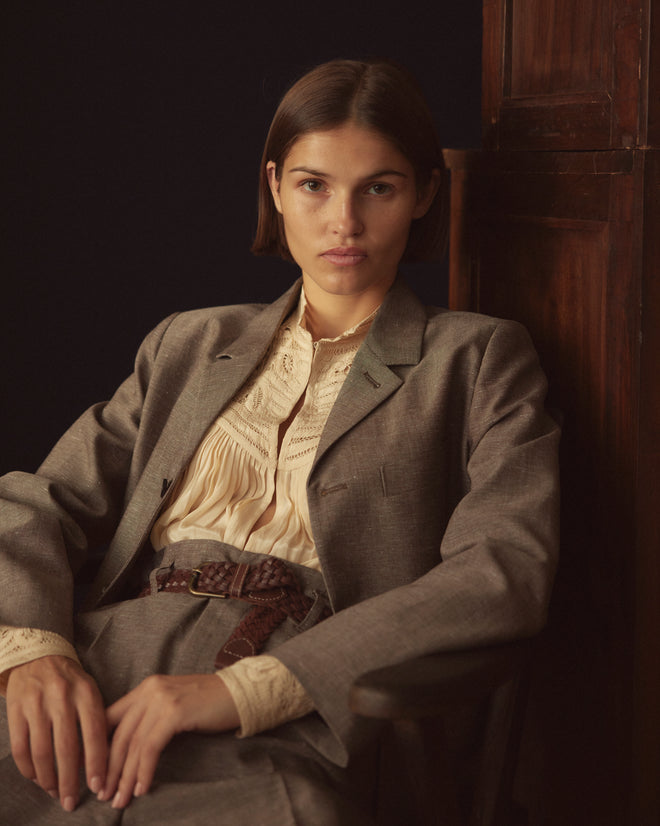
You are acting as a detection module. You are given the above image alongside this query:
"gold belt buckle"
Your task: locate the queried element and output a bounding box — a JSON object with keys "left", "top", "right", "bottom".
{"left": 188, "top": 565, "right": 229, "bottom": 599}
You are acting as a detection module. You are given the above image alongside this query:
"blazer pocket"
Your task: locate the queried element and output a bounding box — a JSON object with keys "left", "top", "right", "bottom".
{"left": 378, "top": 462, "right": 434, "bottom": 498}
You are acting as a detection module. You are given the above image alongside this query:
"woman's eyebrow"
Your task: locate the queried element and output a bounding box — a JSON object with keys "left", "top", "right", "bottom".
{"left": 287, "top": 166, "right": 408, "bottom": 179}
{"left": 288, "top": 166, "right": 326, "bottom": 176}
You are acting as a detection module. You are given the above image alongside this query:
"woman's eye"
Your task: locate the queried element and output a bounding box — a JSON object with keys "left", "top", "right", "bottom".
{"left": 301, "top": 180, "right": 324, "bottom": 192}
{"left": 367, "top": 183, "right": 393, "bottom": 196}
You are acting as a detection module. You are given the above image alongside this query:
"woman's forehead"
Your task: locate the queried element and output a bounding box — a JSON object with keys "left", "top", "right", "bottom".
{"left": 283, "top": 124, "right": 412, "bottom": 176}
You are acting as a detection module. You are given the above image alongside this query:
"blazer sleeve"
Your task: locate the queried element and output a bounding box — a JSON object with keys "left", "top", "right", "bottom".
{"left": 0, "top": 314, "right": 178, "bottom": 639}
{"left": 272, "top": 319, "right": 561, "bottom": 767}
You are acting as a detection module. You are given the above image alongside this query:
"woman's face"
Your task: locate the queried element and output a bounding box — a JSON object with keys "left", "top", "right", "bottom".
{"left": 267, "top": 122, "right": 437, "bottom": 309}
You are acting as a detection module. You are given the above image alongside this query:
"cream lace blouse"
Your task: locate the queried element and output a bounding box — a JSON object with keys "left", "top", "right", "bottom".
{"left": 0, "top": 291, "right": 375, "bottom": 735}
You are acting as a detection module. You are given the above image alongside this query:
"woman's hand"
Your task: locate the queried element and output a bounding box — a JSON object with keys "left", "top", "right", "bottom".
{"left": 101, "top": 673, "right": 239, "bottom": 809}
{"left": 6, "top": 655, "right": 108, "bottom": 812}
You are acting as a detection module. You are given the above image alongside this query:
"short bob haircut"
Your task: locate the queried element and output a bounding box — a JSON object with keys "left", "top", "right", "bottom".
{"left": 251, "top": 58, "right": 448, "bottom": 263}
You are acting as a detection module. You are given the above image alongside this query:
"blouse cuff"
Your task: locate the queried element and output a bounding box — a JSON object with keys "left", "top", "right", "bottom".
{"left": 0, "top": 626, "right": 80, "bottom": 694}
{"left": 217, "top": 654, "right": 315, "bottom": 737}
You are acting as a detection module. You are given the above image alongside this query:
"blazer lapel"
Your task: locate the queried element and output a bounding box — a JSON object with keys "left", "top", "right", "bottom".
{"left": 87, "top": 282, "right": 302, "bottom": 607}
{"left": 187, "top": 284, "right": 301, "bottom": 458}
{"left": 146, "top": 283, "right": 302, "bottom": 503}
{"left": 313, "top": 277, "right": 427, "bottom": 470}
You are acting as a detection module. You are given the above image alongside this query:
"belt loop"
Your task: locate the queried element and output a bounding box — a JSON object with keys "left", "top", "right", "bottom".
{"left": 228, "top": 562, "right": 250, "bottom": 598}
{"left": 148, "top": 562, "right": 172, "bottom": 595}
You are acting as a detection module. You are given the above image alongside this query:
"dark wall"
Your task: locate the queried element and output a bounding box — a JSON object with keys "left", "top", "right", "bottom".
{"left": 2, "top": 2, "right": 482, "bottom": 475}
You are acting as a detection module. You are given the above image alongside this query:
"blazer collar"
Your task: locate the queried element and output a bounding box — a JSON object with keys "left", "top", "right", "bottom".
{"left": 363, "top": 275, "right": 428, "bottom": 367}
{"left": 212, "top": 274, "right": 426, "bottom": 365}
{"left": 198, "top": 275, "right": 427, "bottom": 437}
{"left": 212, "top": 280, "right": 301, "bottom": 362}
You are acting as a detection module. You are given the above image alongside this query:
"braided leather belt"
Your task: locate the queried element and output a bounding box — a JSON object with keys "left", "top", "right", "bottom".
{"left": 138, "top": 556, "right": 330, "bottom": 668}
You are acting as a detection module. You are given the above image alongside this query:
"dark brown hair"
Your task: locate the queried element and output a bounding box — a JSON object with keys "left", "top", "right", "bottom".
{"left": 251, "top": 58, "right": 448, "bottom": 262}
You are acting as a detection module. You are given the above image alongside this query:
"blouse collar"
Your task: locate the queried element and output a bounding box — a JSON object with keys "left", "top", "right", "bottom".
{"left": 294, "top": 287, "right": 380, "bottom": 343}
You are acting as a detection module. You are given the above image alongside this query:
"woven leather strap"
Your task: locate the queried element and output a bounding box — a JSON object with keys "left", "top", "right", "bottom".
{"left": 141, "top": 555, "right": 298, "bottom": 598}
{"left": 139, "top": 556, "right": 330, "bottom": 668}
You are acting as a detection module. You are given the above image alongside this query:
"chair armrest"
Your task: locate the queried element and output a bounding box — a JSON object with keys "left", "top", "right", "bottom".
{"left": 348, "top": 639, "right": 532, "bottom": 720}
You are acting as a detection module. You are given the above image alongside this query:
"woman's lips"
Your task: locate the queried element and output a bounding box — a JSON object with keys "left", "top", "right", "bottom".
{"left": 321, "top": 247, "right": 367, "bottom": 266}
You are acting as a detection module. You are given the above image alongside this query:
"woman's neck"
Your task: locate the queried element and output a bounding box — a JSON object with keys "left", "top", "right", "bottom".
{"left": 301, "top": 277, "right": 391, "bottom": 340}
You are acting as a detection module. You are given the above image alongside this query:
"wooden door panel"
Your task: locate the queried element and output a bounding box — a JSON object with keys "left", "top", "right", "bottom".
{"left": 509, "top": 0, "right": 609, "bottom": 97}
{"left": 483, "top": 0, "right": 651, "bottom": 150}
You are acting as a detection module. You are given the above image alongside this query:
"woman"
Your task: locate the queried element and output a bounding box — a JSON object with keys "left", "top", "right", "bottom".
{"left": 0, "top": 59, "right": 560, "bottom": 823}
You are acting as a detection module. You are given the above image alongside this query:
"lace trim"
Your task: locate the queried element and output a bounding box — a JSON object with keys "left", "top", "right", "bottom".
{"left": 217, "top": 654, "right": 314, "bottom": 736}
{"left": 0, "top": 626, "right": 79, "bottom": 694}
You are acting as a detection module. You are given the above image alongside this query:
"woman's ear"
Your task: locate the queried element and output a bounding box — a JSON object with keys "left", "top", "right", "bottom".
{"left": 266, "top": 161, "right": 283, "bottom": 214}
{"left": 413, "top": 168, "right": 442, "bottom": 219}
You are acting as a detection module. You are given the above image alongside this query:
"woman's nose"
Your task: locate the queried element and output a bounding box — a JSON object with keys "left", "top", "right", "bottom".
{"left": 330, "top": 195, "right": 364, "bottom": 237}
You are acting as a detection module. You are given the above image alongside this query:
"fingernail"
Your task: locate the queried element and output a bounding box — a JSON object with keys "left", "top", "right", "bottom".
{"left": 89, "top": 776, "right": 102, "bottom": 794}
{"left": 47, "top": 789, "right": 58, "bottom": 800}
{"left": 111, "top": 790, "right": 125, "bottom": 809}
{"left": 134, "top": 781, "right": 144, "bottom": 797}
{"left": 63, "top": 796, "right": 76, "bottom": 812}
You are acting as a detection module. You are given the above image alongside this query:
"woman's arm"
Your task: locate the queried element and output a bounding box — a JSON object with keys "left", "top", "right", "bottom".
{"left": 272, "top": 319, "right": 560, "bottom": 766}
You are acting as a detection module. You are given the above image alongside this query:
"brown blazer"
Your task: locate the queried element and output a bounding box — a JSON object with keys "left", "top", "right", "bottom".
{"left": 0, "top": 277, "right": 560, "bottom": 766}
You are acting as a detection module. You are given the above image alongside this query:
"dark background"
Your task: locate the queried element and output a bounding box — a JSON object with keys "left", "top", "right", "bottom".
{"left": 2, "top": 2, "right": 482, "bottom": 475}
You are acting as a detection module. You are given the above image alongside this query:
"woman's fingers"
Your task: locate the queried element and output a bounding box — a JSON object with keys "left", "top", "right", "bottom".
{"left": 9, "top": 703, "right": 59, "bottom": 798}
{"left": 8, "top": 665, "right": 240, "bottom": 811}
{"left": 100, "top": 691, "right": 148, "bottom": 804}
{"left": 7, "top": 662, "right": 239, "bottom": 812}
{"left": 51, "top": 701, "right": 81, "bottom": 811}
{"left": 76, "top": 677, "right": 110, "bottom": 796}
{"left": 6, "top": 656, "right": 108, "bottom": 812}
{"left": 102, "top": 674, "right": 240, "bottom": 809}
{"left": 109, "top": 713, "right": 171, "bottom": 809}
{"left": 7, "top": 706, "right": 36, "bottom": 784}
{"left": 103, "top": 675, "right": 187, "bottom": 807}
